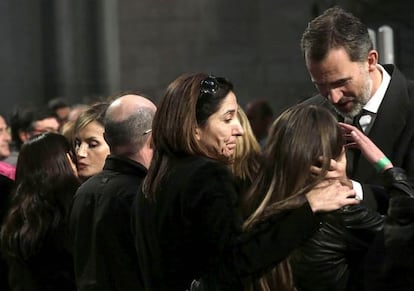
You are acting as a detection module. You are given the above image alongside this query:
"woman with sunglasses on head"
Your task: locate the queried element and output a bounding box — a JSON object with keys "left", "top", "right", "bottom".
{"left": 132, "top": 73, "right": 359, "bottom": 291}
{"left": 0, "top": 132, "right": 80, "bottom": 291}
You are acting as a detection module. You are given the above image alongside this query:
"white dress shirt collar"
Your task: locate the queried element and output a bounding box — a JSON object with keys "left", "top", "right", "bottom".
{"left": 364, "top": 64, "right": 391, "bottom": 114}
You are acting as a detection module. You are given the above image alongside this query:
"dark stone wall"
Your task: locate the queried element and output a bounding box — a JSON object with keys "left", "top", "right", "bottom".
{"left": 0, "top": 0, "right": 412, "bottom": 120}
{"left": 117, "top": 0, "right": 317, "bottom": 115}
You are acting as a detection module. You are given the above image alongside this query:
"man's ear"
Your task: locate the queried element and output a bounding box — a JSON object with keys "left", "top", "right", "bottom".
{"left": 18, "top": 130, "right": 29, "bottom": 143}
{"left": 367, "top": 50, "right": 378, "bottom": 71}
{"left": 146, "top": 133, "right": 153, "bottom": 149}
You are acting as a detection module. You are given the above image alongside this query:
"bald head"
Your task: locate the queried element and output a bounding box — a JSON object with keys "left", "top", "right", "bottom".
{"left": 104, "top": 94, "right": 156, "bottom": 157}
{"left": 106, "top": 94, "right": 156, "bottom": 122}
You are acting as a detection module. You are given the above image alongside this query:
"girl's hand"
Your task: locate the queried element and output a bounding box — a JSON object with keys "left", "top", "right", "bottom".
{"left": 339, "top": 122, "right": 393, "bottom": 172}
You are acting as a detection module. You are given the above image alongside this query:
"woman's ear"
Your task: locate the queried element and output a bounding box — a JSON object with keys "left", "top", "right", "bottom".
{"left": 195, "top": 127, "right": 201, "bottom": 141}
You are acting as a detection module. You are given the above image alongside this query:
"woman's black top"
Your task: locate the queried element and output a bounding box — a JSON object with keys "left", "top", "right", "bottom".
{"left": 132, "top": 155, "right": 320, "bottom": 291}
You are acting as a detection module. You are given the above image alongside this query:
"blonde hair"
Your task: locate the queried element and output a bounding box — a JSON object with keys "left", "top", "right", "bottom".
{"left": 230, "top": 106, "right": 261, "bottom": 186}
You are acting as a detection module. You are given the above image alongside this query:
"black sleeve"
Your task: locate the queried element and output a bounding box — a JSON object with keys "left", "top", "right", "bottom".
{"left": 187, "top": 162, "right": 320, "bottom": 288}
{"left": 382, "top": 167, "right": 414, "bottom": 289}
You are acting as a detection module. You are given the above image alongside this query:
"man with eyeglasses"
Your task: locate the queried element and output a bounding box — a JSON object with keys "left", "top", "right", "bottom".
{"left": 70, "top": 93, "right": 156, "bottom": 291}
{"left": 4, "top": 106, "right": 59, "bottom": 166}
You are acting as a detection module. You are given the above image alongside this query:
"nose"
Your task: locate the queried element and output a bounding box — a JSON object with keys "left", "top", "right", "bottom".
{"left": 328, "top": 88, "right": 343, "bottom": 104}
{"left": 233, "top": 119, "right": 244, "bottom": 136}
{"left": 76, "top": 143, "right": 88, "bottom": 158}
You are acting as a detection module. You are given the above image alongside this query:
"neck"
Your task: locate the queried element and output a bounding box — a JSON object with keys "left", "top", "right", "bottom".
{"left": 370, "top": 65, "right": 384, "bottom": 97}
{"left": 127, "top": 148, "right": 152, "bottom": 169}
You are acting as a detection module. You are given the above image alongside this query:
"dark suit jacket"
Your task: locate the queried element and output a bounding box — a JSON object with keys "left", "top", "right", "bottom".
{"left": 303, "top": 64, "right": 414, "bottom": 214}
{"left": 70, "top": 155, "right": 147, "bottom": 291}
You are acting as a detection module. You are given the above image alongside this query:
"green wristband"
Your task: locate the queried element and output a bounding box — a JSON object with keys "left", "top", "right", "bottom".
{"left": 374, "top": 156, "right": 391, "bottom": 173}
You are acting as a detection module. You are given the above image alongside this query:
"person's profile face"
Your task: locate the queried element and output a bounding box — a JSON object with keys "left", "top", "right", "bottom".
{"left": 0, "top": 116, "right": 11, "bottom": 159}
{"left": 196, "top": 92, "right": 244, "bottom": 159}
{"left": 74, "top": 121, "right": 110, "bottom": 180}
{"left": 307, "top": 48, "right": 372, "bottom": 118}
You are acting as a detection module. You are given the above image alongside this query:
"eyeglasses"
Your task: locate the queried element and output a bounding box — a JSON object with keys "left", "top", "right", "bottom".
{"left": 31, "top": 127, "right": 59, "bottom": 135}
{"left": 143, "top": 129, "right": 152, "bottom": 135}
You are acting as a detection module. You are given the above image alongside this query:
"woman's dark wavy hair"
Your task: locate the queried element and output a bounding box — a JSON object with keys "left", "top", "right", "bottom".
{"left": 243, "top": 104, "right": 344, "bottom": 291}
{"left": 143, "top": 72, "right": 233, "bottom": 201}
{"left": 0, "top": 132, "right": 80, "bottom": 261}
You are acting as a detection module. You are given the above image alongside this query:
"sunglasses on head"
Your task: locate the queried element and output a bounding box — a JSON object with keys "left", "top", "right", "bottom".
{"left": 199, "top": 75, "right": 227, "bottom": 96}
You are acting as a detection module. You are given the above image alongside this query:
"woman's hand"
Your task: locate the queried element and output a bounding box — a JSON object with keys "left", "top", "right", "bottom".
{"left": 339, "top": 122, "right": 393, "bottom": 172}
{"left": 306, "top": 180, "right": 358, "bottom": 213}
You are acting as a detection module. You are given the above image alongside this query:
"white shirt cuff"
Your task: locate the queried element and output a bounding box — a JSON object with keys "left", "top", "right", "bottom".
{"left": 351, "top": 180, "right": 363, "bottom": 200}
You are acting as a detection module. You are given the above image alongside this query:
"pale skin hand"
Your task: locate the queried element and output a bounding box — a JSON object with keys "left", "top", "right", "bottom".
{"left": 306, "top": 180, "right": 358, "bottom": 213}
{"left": 339, "top": 122, "right": 393, "bottom": 172}
{"left": 310, "top": 150, "right": 352, "bottom": 188}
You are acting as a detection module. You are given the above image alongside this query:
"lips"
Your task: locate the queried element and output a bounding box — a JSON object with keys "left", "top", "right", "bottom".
{"left": 336, "top": 99, "right": 354, "bottom": 112}
{"left": 226, "top": 143, "right": 236, "bottom": 151}
{"left": 77, "top": 163, "right": 88, "bottom": 170}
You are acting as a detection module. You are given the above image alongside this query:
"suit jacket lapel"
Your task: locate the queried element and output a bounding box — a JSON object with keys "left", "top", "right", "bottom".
{"left": 353, "top": 65, "right": 409, "bottom": 181}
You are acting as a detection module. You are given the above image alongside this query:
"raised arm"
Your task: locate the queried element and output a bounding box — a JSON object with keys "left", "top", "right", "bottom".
{"left": 340, "top": 122, "right": 393, "bottom": 173}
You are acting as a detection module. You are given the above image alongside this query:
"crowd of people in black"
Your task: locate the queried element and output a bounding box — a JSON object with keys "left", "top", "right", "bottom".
{"left": 0, "top": 6, "right": 414, "bottom": 291}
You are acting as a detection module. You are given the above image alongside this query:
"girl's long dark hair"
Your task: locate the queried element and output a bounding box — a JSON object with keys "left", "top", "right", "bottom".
{"left": 243, "top": 104, "right": 344, "bottom": 291}
{"left": 1, "top": 133, "right": 80, "bottom": 261}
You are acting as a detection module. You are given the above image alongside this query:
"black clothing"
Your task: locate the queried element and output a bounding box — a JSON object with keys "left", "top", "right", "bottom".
{"left": 291, "top": 168, "right": 414, "bottom": 291}
{"left": 1, "top": 177, "right": 77, "bottom": 291}
{"left": 0, "top": 174, "right": 13, "bottom": 291}
{"left": 379, "top": 167, "right": 414, "bottom": 291}
{"left": 0, "top": 174, "right": 13, "bottom": 222}
{"left": 132, "top": 155, "right": 320, "bottom": 291}
{"left": 303, "top": 64, "right": 414, "bottom": 214}
{"left": 6, "top": 238, "right": 76, "bottom": 291}
{"left": 70, "top": 155, "right": 146, "bottom": 291}
{"left": 291, "top": 203, "right": 383, "bottom": 291}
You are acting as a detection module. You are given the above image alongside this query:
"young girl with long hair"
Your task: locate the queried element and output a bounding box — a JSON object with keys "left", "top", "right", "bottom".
{"left": 1, "top": 132, "right": 80, "bottom": 291}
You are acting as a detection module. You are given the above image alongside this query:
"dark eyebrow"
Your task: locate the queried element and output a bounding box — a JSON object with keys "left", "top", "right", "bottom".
{"left": 223, "top": 109, "right": 236, "bottom": 116}
{"left": 314, "top": 77, "right": 352, "bottom": 88}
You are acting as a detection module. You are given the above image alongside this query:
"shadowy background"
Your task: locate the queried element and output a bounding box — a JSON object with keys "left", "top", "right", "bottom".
{"left": 1, "top": 0, "right": 413, "bottom": 118}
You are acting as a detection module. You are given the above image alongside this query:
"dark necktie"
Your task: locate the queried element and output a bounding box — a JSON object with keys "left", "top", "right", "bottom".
{"left": 353, "top": 109, "right": 376, "bottom": 134}
{"left": 346, "top": 110, "right": 376, "bottom": 174}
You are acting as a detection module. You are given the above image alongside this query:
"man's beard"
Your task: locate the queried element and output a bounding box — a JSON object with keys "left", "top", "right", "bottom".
{"left": 336, "top": 71, "right": 373, "bottom": 120}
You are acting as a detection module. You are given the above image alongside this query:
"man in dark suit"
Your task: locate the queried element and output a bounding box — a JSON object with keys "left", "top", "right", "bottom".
{"left": 300, "top": 6, "right": 414, "bottom": 215}
{"left": 300, "top": 6, "right": 414, "bottom": 290}
{"left": 69, "top": 94, "right": 156, "bottom": 291}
